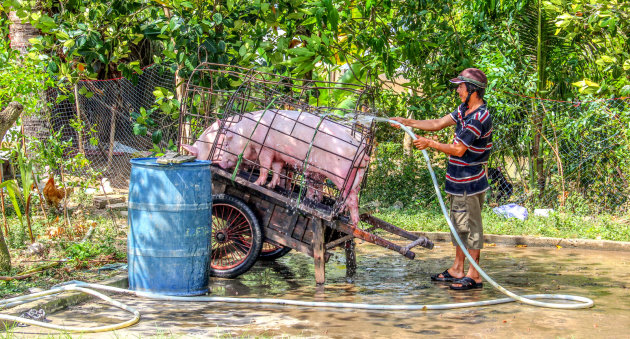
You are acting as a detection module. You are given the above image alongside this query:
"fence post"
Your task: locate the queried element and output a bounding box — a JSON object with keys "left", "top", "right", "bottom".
{"left": 74, "top": 84, "right": 85, "bottom": 154}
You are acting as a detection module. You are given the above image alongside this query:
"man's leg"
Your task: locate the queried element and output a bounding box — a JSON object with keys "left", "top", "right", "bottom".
{"left": 450, "top": 248, "right": 482, "bottom": 288}
{"left": 451, "top": 192, "right": 484, "bottom": 287}
{"left": 434, "top": 194, "right": 469, "bottom": 281}
{"left": 448, "top": 245, "right": 467, "bottom": 278}
{"left": 435, "top": 245, "right": 470, "bottom": 280}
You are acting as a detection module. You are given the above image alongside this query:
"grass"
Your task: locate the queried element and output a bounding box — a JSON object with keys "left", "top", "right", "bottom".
{"left": 372, "top": 205, "right": 630, "bottom": 242}
{"left": 0, "top": 190, "right": 127, "bottom": 298}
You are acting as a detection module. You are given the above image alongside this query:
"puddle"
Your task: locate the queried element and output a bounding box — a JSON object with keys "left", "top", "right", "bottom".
{"left": 12, "top": 241, "right": 630, "bottom": 338}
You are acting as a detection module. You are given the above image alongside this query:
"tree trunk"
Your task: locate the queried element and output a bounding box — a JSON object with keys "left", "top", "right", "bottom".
{"left": 162, "top": 7, "right": 190, "bottom": 149}
{"left": 0, "top": 101, "right": 23, "bottom": 273}
{"left": 8, "top": 11, "right": 39, "bottom": 53}
{"left": 0, "top": 231, "right": 9, "bottom": 273}
{"left": 0, "top": 102, "right": 24, "bottom": 138}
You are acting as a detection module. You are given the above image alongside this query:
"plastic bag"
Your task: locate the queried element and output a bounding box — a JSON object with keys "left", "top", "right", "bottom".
{"left": 493, "top": 203, "right": 528, "bottom": 221}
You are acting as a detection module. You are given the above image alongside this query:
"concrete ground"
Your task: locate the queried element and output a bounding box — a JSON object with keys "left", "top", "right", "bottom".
{"left": 3, "top": 234, "right": 630, "bottom": 338}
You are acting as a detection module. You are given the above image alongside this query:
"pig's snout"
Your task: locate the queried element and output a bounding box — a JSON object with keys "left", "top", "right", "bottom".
{"left": 182, "top": 144, "right": 199, "bottom": 157}
{"left": 218, "top": 156, "right": 237, "bottom": 169}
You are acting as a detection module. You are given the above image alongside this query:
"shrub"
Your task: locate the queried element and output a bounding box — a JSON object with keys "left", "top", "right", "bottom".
{"left": 362, "top": 142, "right": 446, "bottom": 209}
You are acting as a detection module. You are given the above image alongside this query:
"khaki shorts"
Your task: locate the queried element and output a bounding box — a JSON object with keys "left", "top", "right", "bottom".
{"left": 449, "top": 192, "right": 485, "bottom": 250}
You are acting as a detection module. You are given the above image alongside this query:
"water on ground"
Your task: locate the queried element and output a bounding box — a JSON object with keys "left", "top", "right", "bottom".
{"left": 9, "top": 240, "right": 630, "bottom": 338}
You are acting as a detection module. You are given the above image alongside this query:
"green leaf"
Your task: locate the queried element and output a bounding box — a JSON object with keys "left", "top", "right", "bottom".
{"left": 282, "top": 56, "right": 313, "bottom": 65}
{"left": 0, "top": 180, "right": 23, "bottom": 226}
{"left": 133, "top": 124, "right": 148, "bottom": 136}
{"left": 288, "top": 47, "right": 315, "bottom": 57}
{"left": 213, "top": 13, "right": 223, "bottom": 24}
{"left": 302, "top": 17, "right": 317, "bottom": 26}
{"left": 163, "top": 49, "right": 176, "bottom": 60}
{"left": 152, "top": 130, "right": 163, "bottom": 145}
{"left": 57, "top": 31, "right": 70, "bottom": 40}
{"left": 17, "top": 153, "right": 33, "bottom": 198}
{"left": 160, "top": 102, "right": 172, "bottom": 114}
{"left": 47, "top": 61, "right": 59, "bottom": 73}
{"left": 38, "top": 15, "right": 57, "bottom": 30}
{"left": 623, "top": 60, "right": 630, "bottom": 71}
{"left": 153, "top": 89, "right": 165, "bottom": 99}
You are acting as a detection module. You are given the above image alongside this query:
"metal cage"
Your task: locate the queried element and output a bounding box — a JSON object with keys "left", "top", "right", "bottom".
{"left": 178, "top": 63, "right": 377, "bottom": 221}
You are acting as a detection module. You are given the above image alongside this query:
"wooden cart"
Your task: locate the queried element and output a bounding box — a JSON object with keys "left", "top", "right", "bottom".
{"left": 209, "top": 165, "right": 434, "bottom": 284}
{"left": 178, "top": 63, "right": 434, "bottom": 283}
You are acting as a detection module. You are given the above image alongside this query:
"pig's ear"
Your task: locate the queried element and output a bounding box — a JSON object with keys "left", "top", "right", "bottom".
{"left": 182, "top": 144, "right": 198, "bottom": 156}
{"left": 210, "top": 118, "right": 222, "bottom": 132}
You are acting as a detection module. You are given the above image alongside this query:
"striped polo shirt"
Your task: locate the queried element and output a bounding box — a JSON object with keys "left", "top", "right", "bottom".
{"left": 445, "top": 102, "right": 493, "bottom": 196}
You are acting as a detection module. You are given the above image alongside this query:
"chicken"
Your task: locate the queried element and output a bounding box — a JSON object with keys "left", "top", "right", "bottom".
{"left": 43, "top": 176, "right": 72, "bottom": 211}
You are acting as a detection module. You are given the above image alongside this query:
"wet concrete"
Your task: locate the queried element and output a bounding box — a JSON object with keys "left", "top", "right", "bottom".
{"left": 12, "top": 241, "right": 630, "bottom": 338}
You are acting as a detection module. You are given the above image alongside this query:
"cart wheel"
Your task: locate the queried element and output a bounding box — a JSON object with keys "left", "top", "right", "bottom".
{"left": 258, "top": 242, "right": 292, "bottom": 261}
{"left": 210, "top": 194, "right": 263, "bottom": 278}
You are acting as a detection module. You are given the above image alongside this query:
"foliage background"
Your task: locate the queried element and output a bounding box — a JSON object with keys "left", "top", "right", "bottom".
{"left": 1, "top": 0, "right": 629, "bottom": 218}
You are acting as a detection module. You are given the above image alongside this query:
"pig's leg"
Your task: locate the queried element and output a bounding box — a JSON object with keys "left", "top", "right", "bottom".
{"left": 343, "top": 158, "right": 369, "bottom": 227}
{"left": 305, "top": 173, "right": 324, "bottom": 202}
{"left": 253, "top": 148, "right": 274, "bottom": 186}
{"left": 267, "top": 160, "right": 285, "bottom": 189}
{"left": 346, "top": 191, "right": 360, "bottom": 226}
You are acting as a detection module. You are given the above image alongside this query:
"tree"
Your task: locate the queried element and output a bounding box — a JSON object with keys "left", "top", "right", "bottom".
{"left": 0, "top": 102, "right": 23, "bottom": 273}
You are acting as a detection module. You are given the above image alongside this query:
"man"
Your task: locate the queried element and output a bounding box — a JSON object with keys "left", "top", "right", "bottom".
{"left": 391, "top": 68, "right": 492, "bottom": 290}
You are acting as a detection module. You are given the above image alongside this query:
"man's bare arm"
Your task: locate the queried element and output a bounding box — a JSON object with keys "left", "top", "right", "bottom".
{"left": 413, "top": 136, "right": 468, "bottom": 157}
{"left": 390, "top": 114, "right": 455, "bottom": 131}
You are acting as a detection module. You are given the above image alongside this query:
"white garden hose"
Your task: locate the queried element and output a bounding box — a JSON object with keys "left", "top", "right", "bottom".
{"left": 0, "top": 117, "right": 592, "bottom": 333}
{"left": 0, "top": 284, "right": 140, "bottom": 332}
{"left": 371, "top": 117, "right": 593, "bottom": 309}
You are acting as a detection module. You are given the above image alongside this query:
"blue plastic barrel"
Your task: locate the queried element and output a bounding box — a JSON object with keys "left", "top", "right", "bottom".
{"left": 127, "top": 158, "right": 212, "bottom": 296}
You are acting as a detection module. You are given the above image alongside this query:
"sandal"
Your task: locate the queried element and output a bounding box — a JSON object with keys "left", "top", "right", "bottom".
{"left": 449, "top": 277, "right": 483, "bottom": 290}
{"left": 431, "top": 269, "right": 459, "bottom": 282}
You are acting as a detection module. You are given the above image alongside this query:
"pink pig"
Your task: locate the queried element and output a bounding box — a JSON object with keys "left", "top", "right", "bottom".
{"left": 218, "top": 109, "right": 369, "bottom": 226}
{"left": 182, "top": 116, "right": 284, "bottom": 178}
{"left": 181, "top": 119, "right": 223, "bottom": 161}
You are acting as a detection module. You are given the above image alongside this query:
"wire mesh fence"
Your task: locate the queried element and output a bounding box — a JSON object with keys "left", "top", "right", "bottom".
{"left": 23, "top": 67, "right": 630, "bottom": 215}
{"left": 365, "top": 93, "right": 630, "bottom": 215}
{"left": 24, "top": 65, "right": 176, "bottom": 188}
{"left": 490, "top": 94, "right": 630, "bottom": 213}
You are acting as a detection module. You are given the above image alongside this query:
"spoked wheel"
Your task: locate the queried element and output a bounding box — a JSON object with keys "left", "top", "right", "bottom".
{"left": 210, "top": 194, "right": 263, "bottom": 278}
{"left": 259, "top": 242, "right": 292, "bottom": 261}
